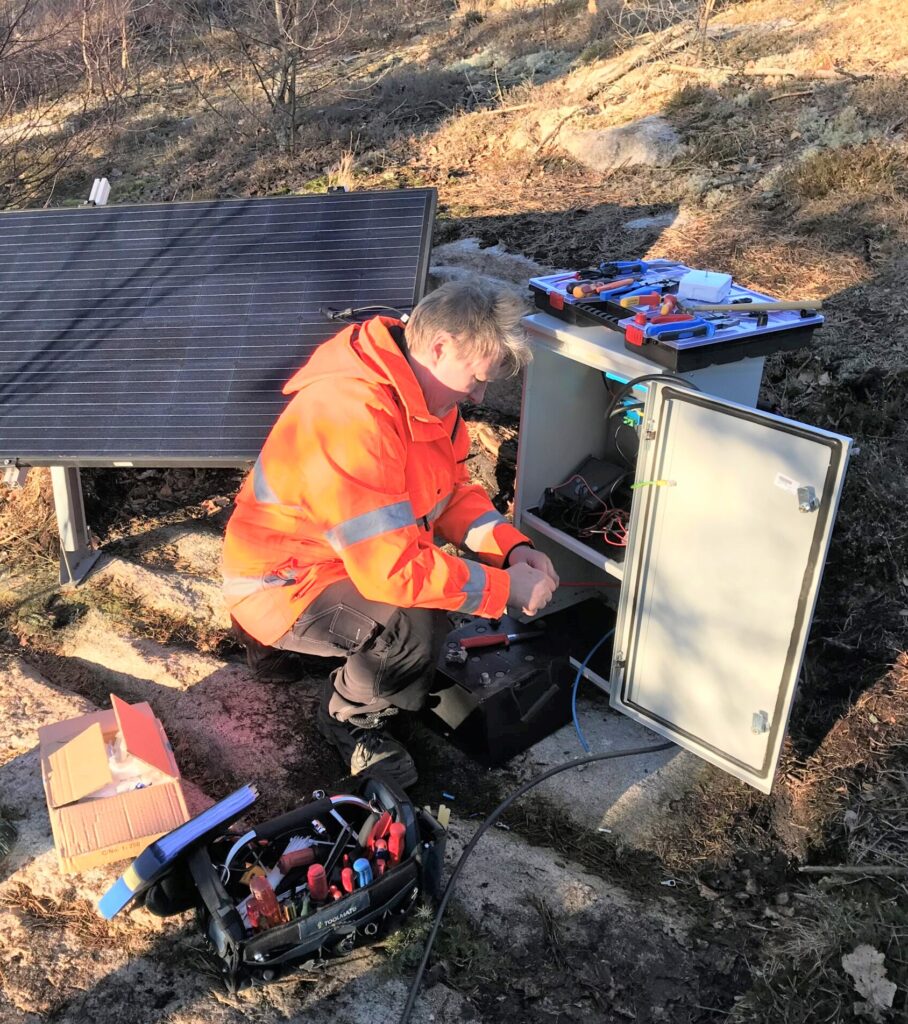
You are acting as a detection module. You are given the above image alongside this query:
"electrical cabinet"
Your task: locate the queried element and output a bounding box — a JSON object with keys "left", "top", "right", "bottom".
{"left": 514, "top": 313, "right": 851, "bottom": 793}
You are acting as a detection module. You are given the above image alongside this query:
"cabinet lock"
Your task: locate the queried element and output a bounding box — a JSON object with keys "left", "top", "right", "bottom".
{"left": 797, "top": 485, "right": 820, "bottom": 513}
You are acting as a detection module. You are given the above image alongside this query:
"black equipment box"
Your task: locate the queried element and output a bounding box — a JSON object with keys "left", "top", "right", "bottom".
{"left": 99, "top": 775, "right": 444, "bottom": 992}
{"left": 425, "top": 600, "right": 612, "bottom": 765}
{"left": 529, "top": 261, "right": 823, "bottom": 372}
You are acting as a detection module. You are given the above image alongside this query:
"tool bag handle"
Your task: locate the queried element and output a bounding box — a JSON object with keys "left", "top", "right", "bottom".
{"left": 254, "top": 797, "right": 334, "bottom": 841}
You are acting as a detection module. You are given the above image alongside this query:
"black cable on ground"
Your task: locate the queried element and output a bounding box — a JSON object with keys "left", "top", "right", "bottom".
{"left": 399, "top": 741, "right": 675, "bottom": 1024}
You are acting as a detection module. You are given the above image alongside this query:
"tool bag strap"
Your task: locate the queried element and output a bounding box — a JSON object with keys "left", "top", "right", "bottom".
{"left": 187, "top": 846, "right": 246, "bottom": 958}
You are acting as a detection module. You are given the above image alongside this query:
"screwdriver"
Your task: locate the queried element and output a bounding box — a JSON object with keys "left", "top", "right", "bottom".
{"left": 571, "top": 276, "right": 636, "bottom": 299}
{"left": 387, "top": 822, "right": 406, "bottom": 864}
{"left": 460, "top": 629, "right": 546, "bottom": 650}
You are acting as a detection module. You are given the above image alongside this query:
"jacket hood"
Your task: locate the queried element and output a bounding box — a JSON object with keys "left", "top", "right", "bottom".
{"left": 282, "top": 316, "right": 441, "bottom": 432}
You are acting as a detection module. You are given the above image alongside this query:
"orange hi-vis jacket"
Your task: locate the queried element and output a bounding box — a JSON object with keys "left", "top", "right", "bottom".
{"left": 222, "top": 316, "right": 531, "bottom": 645}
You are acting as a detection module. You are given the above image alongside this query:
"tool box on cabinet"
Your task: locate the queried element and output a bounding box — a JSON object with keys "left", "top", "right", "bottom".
{"left": 529, "top": 259, "right": 823, "bottom": 371}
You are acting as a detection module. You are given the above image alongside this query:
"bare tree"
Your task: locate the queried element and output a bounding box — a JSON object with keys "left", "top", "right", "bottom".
{"left": 0, "top": 0, "right": 109, "bottom": 208}
{"left": 181, "top": 0, "right": 369, "bottom": 153}
{"left": 78, "top": 0, "right": 156, "bottom": 100}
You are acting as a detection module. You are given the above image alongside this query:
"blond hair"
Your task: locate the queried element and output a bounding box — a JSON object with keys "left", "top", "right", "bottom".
{"left": 405, "top": 277, "right": 531, "bottom": 376}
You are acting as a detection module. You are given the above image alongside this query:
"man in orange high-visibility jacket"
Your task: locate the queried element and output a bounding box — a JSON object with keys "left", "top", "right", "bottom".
{"left": 222, "top": 278, "right": 558, "bottom": 787}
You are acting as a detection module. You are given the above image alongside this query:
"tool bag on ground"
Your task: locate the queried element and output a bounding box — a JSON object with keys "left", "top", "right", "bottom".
{"left": 98, "top": 774, "right": 445, "bottom": 992}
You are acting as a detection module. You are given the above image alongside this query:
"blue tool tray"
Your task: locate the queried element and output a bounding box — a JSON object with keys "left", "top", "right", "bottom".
{"left": 529, "top": 261, "right": 823, "bottom": 371}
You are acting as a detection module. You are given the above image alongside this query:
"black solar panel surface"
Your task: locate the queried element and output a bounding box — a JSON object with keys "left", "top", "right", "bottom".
{"left": 0, "top": 189, "right": 436, "bottom": 466}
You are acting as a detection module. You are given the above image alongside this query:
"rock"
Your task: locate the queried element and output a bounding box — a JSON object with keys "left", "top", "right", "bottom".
{"left": 0, "top": 656, "right": 96, "bottom": 756}
{"left": 429, "top": 237, "right": 550, "bottom": 292}
{"left": 505, "top": 50, "right": 569, "bottom": 81}
{"left": 703, "top": 185, "right": 735, "bottom": 210}
{"left": 841, "top": 945, "right": 897, "bottom": 1019}
{"left": 559, "top": 116, "right": 683, "bottom": 172}
{"left": 90, "top": 556, "right": 231, "bottom": 631}
{"left": 624, "top": 211, "right": 682, "bottom": 231}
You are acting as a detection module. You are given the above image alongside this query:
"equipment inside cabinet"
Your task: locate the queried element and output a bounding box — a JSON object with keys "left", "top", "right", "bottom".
{"left": 429, "top": 308, "right": 851, "bottom": 795}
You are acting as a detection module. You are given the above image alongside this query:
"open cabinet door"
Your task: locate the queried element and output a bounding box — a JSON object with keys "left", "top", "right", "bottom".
{"left": 610, "top": 382, "right": 851, "bottom": 792}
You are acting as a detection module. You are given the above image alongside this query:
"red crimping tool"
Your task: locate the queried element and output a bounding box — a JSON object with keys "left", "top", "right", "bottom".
{"left": 625, "top": 311, "right": 715, "bottom": 345}
{"left": 625, "top": 312, "right": 695, "bottom": 346}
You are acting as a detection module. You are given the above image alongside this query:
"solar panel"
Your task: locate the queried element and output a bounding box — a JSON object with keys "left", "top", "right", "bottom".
{"left": 0, "top": 189, "right": 436, "bottom": 467}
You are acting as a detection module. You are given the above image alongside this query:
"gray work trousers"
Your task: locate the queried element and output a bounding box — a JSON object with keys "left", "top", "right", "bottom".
{"left": 270, "top": 580, "right": 447, "bottom": 722}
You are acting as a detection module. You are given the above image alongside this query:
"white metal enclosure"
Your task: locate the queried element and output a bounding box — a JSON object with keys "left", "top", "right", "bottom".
{"left": 515, "top": 313, "right": 851, "bottom": 792}
{"left": 610, "top": 382, "right": 850, "bottom": 792}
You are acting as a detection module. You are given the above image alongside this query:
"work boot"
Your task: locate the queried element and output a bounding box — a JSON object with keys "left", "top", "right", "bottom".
{"left": 231, "top": 618, "right": 315, "bottom": 684}
{"left": 317, "top": 700, "right": 418, "bottom": 789}
{"left": 245, "top": 645, "right": 315, "bottom": 684}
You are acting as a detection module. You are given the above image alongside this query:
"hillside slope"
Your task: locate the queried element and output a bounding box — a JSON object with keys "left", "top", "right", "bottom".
{"left": 1, "top": 1, "right": 906, "bottom": 1022}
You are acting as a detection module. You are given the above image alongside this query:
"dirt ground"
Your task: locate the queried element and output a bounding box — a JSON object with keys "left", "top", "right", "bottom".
{"left": 1, "top": 1, "right": 907, "bottom": 1022}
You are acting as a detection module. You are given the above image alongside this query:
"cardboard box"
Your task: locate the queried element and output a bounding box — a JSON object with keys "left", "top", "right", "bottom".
{"left": 38, "top": 694, "right": 189, "bottom": 873}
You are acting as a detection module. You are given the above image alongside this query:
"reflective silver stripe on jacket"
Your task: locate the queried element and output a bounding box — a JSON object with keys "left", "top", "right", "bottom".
{"left": 223, "top": 570, "right": 299, "bottom": 599}
{"left": 425, "top": 492, "right": 452, "bottom": 524}
{"left": 252, "top": 457, "right": 282, "bottom": 505}
{"left": 459, "top": 559, "right": 488, "bottom": 614}
{"left": 463, "top": 510, "right": 507, "bottom": 551}
{"left": 325, "top": 500, "right": 416, "bottom": 552}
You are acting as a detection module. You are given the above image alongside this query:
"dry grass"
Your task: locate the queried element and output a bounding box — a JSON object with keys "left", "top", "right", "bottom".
{"left": 851, "top": 77, "right": 908, "bottom": 132}
{"left": 327, "top": 149, "right": 357, "bottom": 190}
{"left": 784, "top": 142, "right": 908, "bottom": 202}
{"left": 774, "top": 657, "right": 908, "bottom": 860}
{"left": 80, "top": 582, "right": 228, "bottom": 652}
{"left": 0, "top": 883, "right": 115, "bottom": 947}
{"left": 0, "top": 471, "right": 63, "bottom": 633}
{"left": 730, "top": 886, "right": 908, "bottom": 1024}
{"left": 660, "top": 205, "right": 866, "bottom": 297}
{"left": 846, "top": 768, "right": 908, "bottom": 870}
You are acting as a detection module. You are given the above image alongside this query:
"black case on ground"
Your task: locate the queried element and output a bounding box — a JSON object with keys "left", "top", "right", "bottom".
{"left": 425, "top": 601, "right": 613, "bottom": 765}
{"left": 143, "top": 775, "right": 445, "bottom": 992}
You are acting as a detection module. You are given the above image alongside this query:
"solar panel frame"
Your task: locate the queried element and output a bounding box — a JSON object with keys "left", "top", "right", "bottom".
{"left": 0, "top": 188, "right": 437, "bottom": 468}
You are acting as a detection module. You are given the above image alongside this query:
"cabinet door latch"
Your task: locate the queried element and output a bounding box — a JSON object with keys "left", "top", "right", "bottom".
{"left": 797, "top": 485, "right": 820, "bottom": 513}
{"left": 751, "top": 710, "right": 770, "bottom": 734}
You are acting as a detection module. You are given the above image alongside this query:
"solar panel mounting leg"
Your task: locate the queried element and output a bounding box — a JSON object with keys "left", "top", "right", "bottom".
{"left": 50, "top": 467, "right": 101, "bottom": 585}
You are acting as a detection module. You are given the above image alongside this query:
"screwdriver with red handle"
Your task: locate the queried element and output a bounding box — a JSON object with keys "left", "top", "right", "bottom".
{"left": 460, "top": 629, "right": 546, "bottom": 650}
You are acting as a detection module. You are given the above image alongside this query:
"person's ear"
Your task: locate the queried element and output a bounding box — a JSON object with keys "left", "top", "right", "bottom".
{"left": 428, "top": 332, "right": 451, "bottom": 367}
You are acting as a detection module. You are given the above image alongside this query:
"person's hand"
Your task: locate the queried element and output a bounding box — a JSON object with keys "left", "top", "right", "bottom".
{"left": 507, "top": 545, "right": 560, "bottom": 588}
{"left": 506, "top": 563, "right": 557, "bottom": 617}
